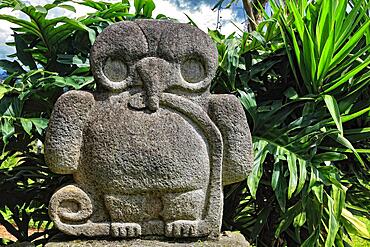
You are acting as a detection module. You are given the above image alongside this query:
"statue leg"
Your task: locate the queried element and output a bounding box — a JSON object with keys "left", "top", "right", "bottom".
{"left": 161, "top": 189, "right": 206, "bottom": 238}
{"left": 105, "top": 194, "right": 156, "bottom": 237}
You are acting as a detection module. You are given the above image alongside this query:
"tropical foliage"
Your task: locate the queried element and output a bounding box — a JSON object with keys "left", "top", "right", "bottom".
{"left": 216, "top": 0, "right": 370, "bottom": 246}
{"left": 0, "top": 0, "right": 369, "bottom": 246}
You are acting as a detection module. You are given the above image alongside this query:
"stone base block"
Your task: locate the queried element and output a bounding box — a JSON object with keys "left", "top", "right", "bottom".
{"left": 46, "top": 231, "right": 250, "bottom": 247}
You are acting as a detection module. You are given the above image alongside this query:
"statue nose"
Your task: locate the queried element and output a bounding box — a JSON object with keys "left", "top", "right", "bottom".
{"left": 136, "top": 57, "right": 171, "bottom": 112}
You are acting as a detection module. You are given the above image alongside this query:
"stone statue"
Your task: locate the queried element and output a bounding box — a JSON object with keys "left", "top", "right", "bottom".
{"left": 45, "top": 20, "right": 253, "bottom": 241}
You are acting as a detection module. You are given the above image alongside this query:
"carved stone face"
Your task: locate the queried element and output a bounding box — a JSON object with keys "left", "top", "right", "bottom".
{"left": 90, "top": 20, "right": 218, "bottom": 111}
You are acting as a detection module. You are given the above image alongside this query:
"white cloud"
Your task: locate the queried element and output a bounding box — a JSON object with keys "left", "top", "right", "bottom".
{"left": 153, "top": 0, "right": 241, "bottom": 35}
{"left": 0, "top": 0, "right": 241, "bottom": 59}
{"left": 0, "top": 8, "right": 27, "bottom": 58}
{"left": 47, "top": 3, "right": 95, "bottom": 19}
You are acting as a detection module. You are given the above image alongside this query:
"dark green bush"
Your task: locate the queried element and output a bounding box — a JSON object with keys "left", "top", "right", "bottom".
{"left": 215, "top": 0, "right": 370, "bottom": 246}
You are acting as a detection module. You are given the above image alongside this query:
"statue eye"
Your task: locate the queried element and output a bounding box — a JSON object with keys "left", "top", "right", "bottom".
{"left": 103, "top": 57, "right": 128, "bottom": 82}
{"left": 181, "top": 58, "right": 206, "bottom": 83}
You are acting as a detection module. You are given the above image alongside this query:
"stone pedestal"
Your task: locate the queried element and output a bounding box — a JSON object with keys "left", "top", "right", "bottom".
{"left": 46, "top": 232, "right": 250, "bottom": 247}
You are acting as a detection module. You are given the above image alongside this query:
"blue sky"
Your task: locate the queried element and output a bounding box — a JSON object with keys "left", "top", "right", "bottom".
{"left": 0, "top": 0, "right": 246, "bottom": 60}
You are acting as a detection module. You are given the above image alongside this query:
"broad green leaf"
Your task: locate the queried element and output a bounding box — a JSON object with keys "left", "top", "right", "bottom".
{"left": 287, "top": 153, "right": 297, "bottom": 199}
{"left": 302, "top": 22, "right": 317, "bottom": 91}
{"left": 0, "top": 14, "right": 40, "bottom": 37}
{"left": 275, "top": 201, "right": 301, "bottom": 237}
{"left": 316, "top": 0, "right": 332, "bottom": 54}
{"left": 57, "top": 54, "right": 89, "bottom": 66}
{"left": 301, "top": 227, "right": 320, "bottom": 247}
{"left": 340, "top": 107, "right": 370, "bottom": 124}
{"left": 320, "top": 146, "right": 370, "bottom": 154}
{"left": 251, "top": 206, "right": 273, "bottom": 239}
{"left": 70, "top": 66, "right": 90, "bottom": 75}
{"left": 345, "top": 127, "right": 370, "bottom": 135}
{"left": 331, "top": 185, "right": 345, "bottom": 220}
{"left": 293, "top": 211, "right": 306, "bottom": 228}
{"left": 330, "top": 133, "right": 364, "bottom": 166}
{"left": 296, "top": 159, "right": 307, "bottom": 195}
{"left": 283, "top": 87, "right": 298, "bottom": 99}
{"left": 323, "top": 95, "right": 343, "bottom": 136}
{"left": 35, "top": 5, "right": 47, "bottom": 13}
{"left": 275, "top": 173, "right": 287, "bottom": 212}
{"left": 312, "top": 152, "right": 347, "bottom": 163}
{"left": 76, "top": 0, "right": 107, "bottom": 11}
{"left": 1, "top": 97, "right": 22, "bottom": 117}
{"left": 14, "top": 33, "right": 37, "bottom": 70}
{"left": 247, "top": 140, "right": 268, "bottom": 198}
{"left": 143, "top": 0, "right": 155, "bottom": 17}
{"left": 278, "top": 19, "right": 303, "bottom": 89}
{"left": 58, "top": 4, "right": 76, "bottom": 12}
{"left": 309, "top": 167, "right": 323, "bottom": 203}
{"left": 302, "top": 28, "right": 318, "bottom": 89}
{"left": 63, "top": 19, "right": 96, "bottom": 44}
{"left": 30, "top": 118, "right": 48, "bottom": 135}
{"left": 271, "top": 160, "right": 281, "bottom": 191}
{"left": 0, "top": 60, "right": 26, "bottom": 74}
{"left": 156, "top": 14, "right": 169, "bottom": 20}
{"left": 20, "top": 118, "right": 32, "bottom": 136}
{"left": 317, "top": 166, "right": 343, "bottom": 189}
{"left": 325, "top": 194, "right": 340, "bottom": 247}
{"left": 1, "top": 118, "right": 15, "bottom": 146}
{"left": 250, "top": 31, "right": 266, "bottom": 45}
{"left": 0, "top": 85, "right": 11, "bottom": 100}
{"left": 342, "top": 209, "right": 370, "bottom": 239}
{"left": 134, "top": 0, "right": 145, "bottom": 15}
{"left": 0, "top": 152, "right": 24, "bottom": 170}
{"left": 333, "top": 0, "right": 347, "bottom": 39}
{"left": 208, "top": 29, "right": 225, "bottom": 44}
{"left": 238, "top": 88, "right": 256, "bottom": 126}
{"left": 306, "top": 191, "right": 322, "bottom": 232}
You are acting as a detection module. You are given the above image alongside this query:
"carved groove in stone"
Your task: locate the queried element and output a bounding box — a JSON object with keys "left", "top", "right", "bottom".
{"left": 49, "top": 185, "right": 93, "bottom": 224}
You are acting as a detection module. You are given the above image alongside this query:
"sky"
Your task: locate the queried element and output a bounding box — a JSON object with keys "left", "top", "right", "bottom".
{"left": 0, "top": 0, "right": 247, "bottom": 60}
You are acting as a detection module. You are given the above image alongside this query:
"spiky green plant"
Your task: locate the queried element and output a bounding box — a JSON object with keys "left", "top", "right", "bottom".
{"left": 213, "top": 0, "right": 370, "bottom": 246}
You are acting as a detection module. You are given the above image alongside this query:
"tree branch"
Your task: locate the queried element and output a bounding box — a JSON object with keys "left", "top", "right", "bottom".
{"left": 242, "top": 0, "right": 256, "bottom": 31}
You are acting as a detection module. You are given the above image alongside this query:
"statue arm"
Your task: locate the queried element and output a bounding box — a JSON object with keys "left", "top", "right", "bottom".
{"left": 45, "top": 90, "right": 95, "bottom": 174}
{"left": 208, "top": 94, "right": 253, "bottom": 186}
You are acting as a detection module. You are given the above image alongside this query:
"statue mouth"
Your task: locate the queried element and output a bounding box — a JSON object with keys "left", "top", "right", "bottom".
{"left": 128, "top": 92, "right": 160, "bottom": 112}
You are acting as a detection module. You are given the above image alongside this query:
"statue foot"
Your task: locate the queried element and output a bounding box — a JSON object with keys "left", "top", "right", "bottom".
{"left": 165, "top": 220, "right": 200, "bottom": 238}
{"left": 111, "top": 222, "right": 142, "bottom": 237}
